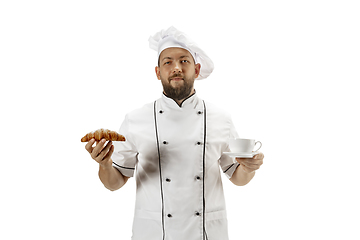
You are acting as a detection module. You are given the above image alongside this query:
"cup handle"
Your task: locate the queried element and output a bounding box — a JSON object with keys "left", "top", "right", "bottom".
{"left": 253, "top": 141, "right": 262, "bottom": 152}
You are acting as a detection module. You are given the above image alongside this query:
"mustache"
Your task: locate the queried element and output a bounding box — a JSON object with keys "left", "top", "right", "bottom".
{"left": 169, "top": 73, "right": 184, "bottom": 80}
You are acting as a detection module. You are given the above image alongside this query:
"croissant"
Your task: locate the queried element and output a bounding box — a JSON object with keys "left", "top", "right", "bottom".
{"left": 81, "top": 128, "right": 125, "bottom": 142}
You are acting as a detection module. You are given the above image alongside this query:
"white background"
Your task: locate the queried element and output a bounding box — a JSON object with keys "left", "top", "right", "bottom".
{"left": 1, "top": 0, "right": 359, "bottom": 239}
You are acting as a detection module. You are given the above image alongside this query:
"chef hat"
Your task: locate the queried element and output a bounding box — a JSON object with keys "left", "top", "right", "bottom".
{"left": 148, "top": 26, "right": 214, "bottom": 80}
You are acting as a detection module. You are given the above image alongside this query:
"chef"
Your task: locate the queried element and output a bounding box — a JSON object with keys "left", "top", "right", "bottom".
{"left": 85, "top": 26, "right": 264, "bottom": 240}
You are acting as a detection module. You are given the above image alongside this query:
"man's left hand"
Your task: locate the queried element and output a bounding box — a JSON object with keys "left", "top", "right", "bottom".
{"left": 236, "top": 152, "right": 264, "bottom": 173}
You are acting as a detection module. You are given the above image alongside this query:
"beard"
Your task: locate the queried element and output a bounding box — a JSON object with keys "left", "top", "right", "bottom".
{"left": 161, "top": 74, "right": 194, "bottom": 101}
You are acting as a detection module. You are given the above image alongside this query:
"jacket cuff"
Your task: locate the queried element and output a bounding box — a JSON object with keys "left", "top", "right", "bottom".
{"left": 112, "top": 162, "right": 135, "bottom": 178}
{"left": 223, "top": 162, "right": 240, "bottom": 179}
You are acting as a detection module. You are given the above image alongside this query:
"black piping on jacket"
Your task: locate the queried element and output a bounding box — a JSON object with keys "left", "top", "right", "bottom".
{"left": 153, "top": 100, "right": 209, "bottom": 240}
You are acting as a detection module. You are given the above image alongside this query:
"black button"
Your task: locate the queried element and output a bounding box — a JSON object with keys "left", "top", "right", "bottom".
{"left": 163, "top": 141, "right": 168, "bottom": 145}
{"left": 196, "top": 142, "right": 201, "bottom": 145}
{"left": 197, "top": 111, "right": 203, "bottom": 114}
{"left": 159, "top": 110, "right": 164, "bottom": 114}
{"left": 167, "top": 214, "right": 172, "bottom": 218}
{"left": 166, "top": 178, "right": 171, "bottom": 182}
{"left": 196, "top": 176, "right": 201, "bottom": 180}
{"left": 195, "top": 211, "right": 201, "bottom": 216}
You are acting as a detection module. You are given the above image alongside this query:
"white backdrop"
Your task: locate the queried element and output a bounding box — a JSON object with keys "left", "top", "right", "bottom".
{"left": 1, "top": 0, "right": 359, "bottom": 239}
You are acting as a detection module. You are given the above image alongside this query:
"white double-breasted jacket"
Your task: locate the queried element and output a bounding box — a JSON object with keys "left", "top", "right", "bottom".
{"left": 112, "top": 93, "right": 239, "bottom": 240}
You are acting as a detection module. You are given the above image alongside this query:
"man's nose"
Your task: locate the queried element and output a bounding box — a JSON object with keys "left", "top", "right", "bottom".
{"left": 173, "top": 62, "right": 182, "bottom": 73}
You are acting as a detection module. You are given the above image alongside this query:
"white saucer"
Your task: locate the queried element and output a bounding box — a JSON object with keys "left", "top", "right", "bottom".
{"left": 223, "top": 152, "right": 258, "bottom": 158}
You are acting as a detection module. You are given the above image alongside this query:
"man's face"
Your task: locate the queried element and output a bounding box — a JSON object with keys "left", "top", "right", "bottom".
{"left": 155, "top": 47, "right": 201, "bottom": 101}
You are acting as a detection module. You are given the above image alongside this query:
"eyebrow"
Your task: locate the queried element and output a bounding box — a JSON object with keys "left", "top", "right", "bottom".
{"left": 160, "top": 55, "right": 191, "bottom": 62}
{"left": 161, "top": 57, "right": 173, "bottom": 62}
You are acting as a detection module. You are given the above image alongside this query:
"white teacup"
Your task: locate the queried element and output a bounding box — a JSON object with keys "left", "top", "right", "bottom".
{"left": 229, "top": 138, "right": 262, "bottom": 153}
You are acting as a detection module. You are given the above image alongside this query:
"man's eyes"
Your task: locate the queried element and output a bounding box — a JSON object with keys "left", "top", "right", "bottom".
{"left": 163, "top": 60, "right": 189, "bottom": 65}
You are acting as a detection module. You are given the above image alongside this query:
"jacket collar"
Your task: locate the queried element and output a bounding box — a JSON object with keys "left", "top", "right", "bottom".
{"left": 161, "top": 91, "right": 200, "bottom": 110}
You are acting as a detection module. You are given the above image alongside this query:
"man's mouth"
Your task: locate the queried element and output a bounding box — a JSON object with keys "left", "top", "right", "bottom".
{"left": 170, "top": 77, "right": 184, "bottom": 81}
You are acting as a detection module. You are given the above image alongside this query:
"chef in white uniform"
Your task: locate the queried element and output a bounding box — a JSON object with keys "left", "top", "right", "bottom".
{"left": 85, "top": 26, "right": 264, "bottom": 240}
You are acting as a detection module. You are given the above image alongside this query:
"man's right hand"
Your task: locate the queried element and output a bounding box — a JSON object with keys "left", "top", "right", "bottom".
{"left": 85, "top": 138, "right": 114, "bottom": 169}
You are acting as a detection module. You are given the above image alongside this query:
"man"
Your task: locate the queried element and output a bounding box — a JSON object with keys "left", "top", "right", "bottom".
{"left": 85, "top": 26, "right": 264, "bottom": 240}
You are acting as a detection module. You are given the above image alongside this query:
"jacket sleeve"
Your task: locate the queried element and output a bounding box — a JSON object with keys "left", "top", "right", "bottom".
{"left": 218, "top": 117, "right": 240, "bottom": 179}
{"left": 112, "top": 114, "right": 138, "bottom": 177}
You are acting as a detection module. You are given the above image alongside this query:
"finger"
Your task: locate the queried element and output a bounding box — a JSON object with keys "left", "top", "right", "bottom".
{"left": 251, "top": 154, "right": 264, "bottom": 167}
{"left": 240, "top": 163, "right": 258, "bottom": 172}
{"left": 253, "top": 152, "right": 264, "bottom": 160}
{"left": 102, "top": 144, "right": 114, "bottom": 164}
{"left": 240, "top": 161, "right": 259, "bottom": 169}
{"left": 240, "top": 164, "right": 255, "bottom": 173}
{"left": 96, "top": 141, "right": 113, "bottom": 162}
{"left": 236, "top": 158, "right": 258, "bottom": 165}
{"left": 239, "top": 157, "right": 262, "bottom": 166}
{"left": 235, "top": 157, "right": 250, "bottom": 164}
{"left": 247, "top": 158, "right": 263, "bottom": 165}
{"left": 91, "top": 139, "right": 106, "bottom": 159}
{"left": 248, "top": 158, "right": 264, "bottom": 167}
{"left": 85, "top": 138, "right": 96, "bottom": 153}
{"left": 98, "top": 145, "right": 114, "bottom": 168}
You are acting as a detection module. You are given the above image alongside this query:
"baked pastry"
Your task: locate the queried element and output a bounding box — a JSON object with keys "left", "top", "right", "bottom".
{"left": 81, "top": 128, "right": 125, "bottom": 142}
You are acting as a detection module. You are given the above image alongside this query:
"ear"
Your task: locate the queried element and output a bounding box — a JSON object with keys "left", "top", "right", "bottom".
{"left": 155, "top": 66, "right": 161, "bottom": 80}
{"left": 194, "top": 63, "right": 201, "bottom": 78}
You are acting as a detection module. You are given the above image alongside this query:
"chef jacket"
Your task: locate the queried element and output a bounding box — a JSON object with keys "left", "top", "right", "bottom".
{"left": 112, "top": 93, "right": 240, "bottom": 240}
